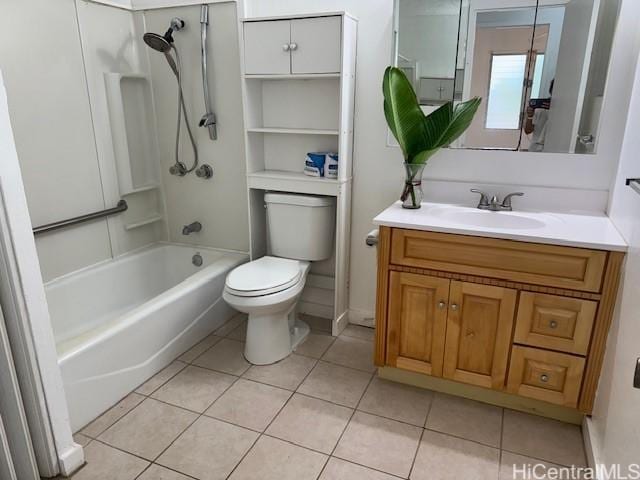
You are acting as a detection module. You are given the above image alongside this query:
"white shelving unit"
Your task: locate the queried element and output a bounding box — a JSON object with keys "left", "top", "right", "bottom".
{"left": 240, "top": 12, "right": 357, "bottom": 335}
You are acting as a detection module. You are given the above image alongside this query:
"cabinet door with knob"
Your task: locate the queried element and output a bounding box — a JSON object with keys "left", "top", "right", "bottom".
{"left": 290, "top": 16, "right": 341, "bottom": 74}
{"left": 442, "top": 281, "right": 517, "bottom": 390}
{"left": 243, "top": 17, "right": 342, "bottom": 76}
{"left": 243, "top": 20, "right": 292, "bottom": 75}
{"left": 386, "top": 272, "right": 449, "bottom": 376}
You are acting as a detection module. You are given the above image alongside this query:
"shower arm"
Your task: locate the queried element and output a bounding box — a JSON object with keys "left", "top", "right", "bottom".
{"left": 199, "top": 5, "right": 217, "bottom": 140}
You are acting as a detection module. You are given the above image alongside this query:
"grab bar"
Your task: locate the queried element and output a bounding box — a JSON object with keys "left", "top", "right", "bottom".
{"left": 32, "top": 200, "right": 128, "bottom": 236}
{"left": 626, "top": 178, "right": 640, "bottom": 196}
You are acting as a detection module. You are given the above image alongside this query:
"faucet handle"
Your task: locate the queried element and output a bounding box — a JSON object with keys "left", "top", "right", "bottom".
{"left": 501, "top": 192, "right": 524, "bottom": 209}
{"left": 470, "top": 189, "right": 490, "bottom": 207}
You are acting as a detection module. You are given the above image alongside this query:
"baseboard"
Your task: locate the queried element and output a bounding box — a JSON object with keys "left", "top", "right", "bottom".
{"left": 57, "top": 442, "right": 85, "bottom": 477}
{"left": 583, "top": 417, "right": 603, "bottom": 473}
{"left": 348, "top": 308, "right": 375, "bottom": 328}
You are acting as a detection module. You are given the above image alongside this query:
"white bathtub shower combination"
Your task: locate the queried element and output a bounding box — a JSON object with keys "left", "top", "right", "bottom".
{"left": 45, "top": 242, "right": 247, "bottom": 431}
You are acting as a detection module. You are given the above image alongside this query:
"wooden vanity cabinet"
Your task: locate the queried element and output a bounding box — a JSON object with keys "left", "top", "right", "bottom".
{"left": 375, "top": 226, "right": 624, "bottom": 413}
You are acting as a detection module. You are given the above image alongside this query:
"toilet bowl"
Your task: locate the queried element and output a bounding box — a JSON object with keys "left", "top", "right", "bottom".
{"left": 223, "top": 256, "right": 311, "bottom": 365}
{"left": 223, "top": 192, "right": 336, "bottom": 365}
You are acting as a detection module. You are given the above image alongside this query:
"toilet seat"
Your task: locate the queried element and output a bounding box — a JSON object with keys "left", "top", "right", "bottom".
{"left": 225, "top": 256, "right": 303, "bottom": 297}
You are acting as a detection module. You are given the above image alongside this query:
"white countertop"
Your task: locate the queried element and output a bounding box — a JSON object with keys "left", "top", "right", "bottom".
{"left": 373, "top": 202, "right": 627, "bottom": 252}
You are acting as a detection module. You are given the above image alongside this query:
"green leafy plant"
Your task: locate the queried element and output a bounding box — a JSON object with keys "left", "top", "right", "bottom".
{"left": 383, "top": 66, "right": 481, "bottom": 207}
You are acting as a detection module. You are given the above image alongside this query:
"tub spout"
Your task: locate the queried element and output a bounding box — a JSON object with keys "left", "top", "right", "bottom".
{"left": 182, "top": 221, "right": 202, "bottom": 235}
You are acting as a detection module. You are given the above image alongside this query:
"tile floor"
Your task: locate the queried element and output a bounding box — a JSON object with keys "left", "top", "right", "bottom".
{"left": 68, "top": 314, "right": 588, "bottom": 480}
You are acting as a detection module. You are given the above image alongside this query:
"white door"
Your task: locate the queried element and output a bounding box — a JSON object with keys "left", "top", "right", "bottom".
{"left": 543, "top": 0, "right": 601, "bottom": 153}
{"left": 290, "top": 16, "right": 342, "bottom": 74}
{"left": 0, "top": 307, "right": 39, "bottom": 480}
{"left": 244, "top": 20, "right": 291, "bottom": 75}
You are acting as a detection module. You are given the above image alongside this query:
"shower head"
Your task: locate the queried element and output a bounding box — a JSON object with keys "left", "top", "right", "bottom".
{"left": 143, "top": 17, "right": 185, "bottom": 53}
{"left": 143, "top": 32, "right": 172, "bottom": 53}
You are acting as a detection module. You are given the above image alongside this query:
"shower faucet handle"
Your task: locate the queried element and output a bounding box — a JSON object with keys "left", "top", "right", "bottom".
{"left": 199, "top": 113, "right": 216, "bottom": 127}
{"left": 169, "top": 162, "right": 187, "bottom": 177}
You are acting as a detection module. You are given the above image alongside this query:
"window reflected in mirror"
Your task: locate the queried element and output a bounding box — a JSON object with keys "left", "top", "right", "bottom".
{"left": 394, "top": 0, "right": 621, "bottom": 154}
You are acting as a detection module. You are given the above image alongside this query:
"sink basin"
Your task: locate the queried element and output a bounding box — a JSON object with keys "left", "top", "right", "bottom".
{"left": 428, "top": 206, "right": 554, "bottom": 230}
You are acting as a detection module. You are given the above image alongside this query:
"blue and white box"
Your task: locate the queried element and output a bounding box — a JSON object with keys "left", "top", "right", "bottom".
{"left": 325, "top": 153, "right": 339, "bottom": 179}
{"left": 304, "top": 152, "right": 326, "bottom": 177}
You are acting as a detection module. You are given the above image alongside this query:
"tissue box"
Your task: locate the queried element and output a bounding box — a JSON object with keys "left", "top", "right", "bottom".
{"left": 325, "top": 153, "right": 338, "bottom": 179}
{"left": 304, "top": 152, "right": 326, "bottom": 177}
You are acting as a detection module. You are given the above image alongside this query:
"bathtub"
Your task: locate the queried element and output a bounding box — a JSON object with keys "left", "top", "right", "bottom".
{"left": 45, "top": 242, "right": 247, "bottom": 432}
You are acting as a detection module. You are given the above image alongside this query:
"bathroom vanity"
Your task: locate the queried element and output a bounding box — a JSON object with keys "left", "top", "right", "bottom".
{"left": 373, "top": 203, "right": 627, "bottom": 415}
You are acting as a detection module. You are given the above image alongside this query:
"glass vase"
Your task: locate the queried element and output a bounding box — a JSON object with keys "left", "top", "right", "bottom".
{"left": 401, "top": 163, "right": 426, "bottom": 209}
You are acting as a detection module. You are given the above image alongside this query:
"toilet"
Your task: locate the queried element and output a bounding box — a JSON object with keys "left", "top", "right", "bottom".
{"left": 223, "top": 192, "right": 335, "bottom": 365}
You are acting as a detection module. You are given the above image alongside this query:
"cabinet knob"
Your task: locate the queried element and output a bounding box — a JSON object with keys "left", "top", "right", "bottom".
{"left": 289, "top": 42, "right": 298, "bottom": 51}
{"left": 466, "top": 331, "right": 475, "bottom": 338}
{"left": 438, "top": 301, "right": 447, "bottom": 309}
{"left": 540, "top": 374, "right": 549, "bottom": 383}
{"left": 282, "top": 44, "right": 290, "bottom": 51}
{"left": 450, "top": 304, "right": 459, "bottom": 311}
{"left": 549, "top": 320, "right": 558, "bottom": 329}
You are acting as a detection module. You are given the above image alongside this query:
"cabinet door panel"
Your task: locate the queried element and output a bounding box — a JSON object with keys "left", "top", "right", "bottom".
{"left": 290, "top": 16, "right": 342, "bottom": 74}
{"left": 443, "top": 281, "right": 517, "bottom": 389}
{"left": 244, "top": 20, "right": 291, "bottom": 75}
{"left": 387, "top": 272, "right": 449, "bottom": 376}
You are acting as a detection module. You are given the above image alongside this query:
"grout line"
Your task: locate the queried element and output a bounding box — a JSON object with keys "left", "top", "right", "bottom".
{"left": 407, "top": 427, "right": 426, "bottom": 479}
{"left": 499, "top": 447, "right": 584, "bottom": 469}
{"left": 498, "top": 408, "right": 506, "bottom": 479}
{"left": 134, "top": 461, "right": 200, "bottom": 480}
{"left": 223, "top": 365, "right": 311, "bottom": 480}
{"left": 148, "top": 374, "right": 242, "bottom": 464}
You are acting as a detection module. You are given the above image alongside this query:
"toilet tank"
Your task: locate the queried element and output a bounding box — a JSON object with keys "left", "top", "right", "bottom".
{"left": 265, "top": 192, "right": 336, "bottom": 261}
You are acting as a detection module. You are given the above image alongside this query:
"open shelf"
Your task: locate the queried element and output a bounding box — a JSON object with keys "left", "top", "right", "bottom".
{"left": 124, "top": 214, "right": 163, "bottom": 231}
{"left": 246, "top": 127, "right": 339, "bottom": 136}
{"left": 244, "top": 73, "right": 341, "bottom": 80}
{"left": 247, "top": 170, "right": 347, "bottom": 196}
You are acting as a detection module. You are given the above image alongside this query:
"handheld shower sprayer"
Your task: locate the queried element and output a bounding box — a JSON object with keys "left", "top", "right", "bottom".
{"left": 143, "top": 18, "right": 212, "bottom": 179}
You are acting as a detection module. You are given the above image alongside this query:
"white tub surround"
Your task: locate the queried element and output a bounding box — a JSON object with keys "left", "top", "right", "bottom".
{"left": 47, "top": 243, "right": 247, "bottom": 431}
{"left": 374, "top": 202, "right": 627, "bottom": 252}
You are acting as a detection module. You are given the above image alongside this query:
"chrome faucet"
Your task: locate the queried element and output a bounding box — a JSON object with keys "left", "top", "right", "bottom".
{"left": 471, "top": 189, "right": 524, "bottom": 211}
{"left": 182, "top": 221, "right": 202, "bottom": 235}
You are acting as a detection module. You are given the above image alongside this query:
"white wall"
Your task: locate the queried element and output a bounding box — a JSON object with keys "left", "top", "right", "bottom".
{"left": 145, "top": 2, "right": 250, "bottom": 251}
{"left": 0, "top": 0, "right": 113, "bottom": 281}
{"left": 1, "top": 0, "right": 248, "bottom": 283}
{"left": 245, "top": 0, "right": 640, "bottom": 323}
{"left": 75, "top": 0, "right": 169, "bottom": 258}
{"left": 587, "top": 25, "right": 640, "bottom": 471}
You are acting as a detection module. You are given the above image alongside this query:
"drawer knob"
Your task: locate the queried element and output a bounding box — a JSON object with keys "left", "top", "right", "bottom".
{"left": 549, "top": 320, "right": 558, "bottom": 329}
{"left": 540, "top": 374, "right": 549, "bottom": 383}
{"left": 466, "top": 331, "right": 475, "bottom": 338}
{"left": 282, "top": 44, "right": 290, "bottom": 51}
{"left": 450, "top": 304, "right": 459, "bottom": 311}
{"left": 438, "top": 301, "right": 447, "bottom": 309}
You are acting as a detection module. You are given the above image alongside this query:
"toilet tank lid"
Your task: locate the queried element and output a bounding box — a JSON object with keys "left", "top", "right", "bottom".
{"left": 265, "top": 192, "right": 334, "bottom": 207}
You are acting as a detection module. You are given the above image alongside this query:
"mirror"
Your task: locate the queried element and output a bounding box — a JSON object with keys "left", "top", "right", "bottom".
{"left": 394, "top": 0, "right": 621, "bottom": 154}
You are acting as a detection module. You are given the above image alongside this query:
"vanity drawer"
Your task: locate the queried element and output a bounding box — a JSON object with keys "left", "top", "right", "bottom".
{"left": 514, "top": 292, "right": 597, "bottom": 355}
{"left": 390, "top": 229, "right": 607, "bottom": 292}
{"left": 507, "top": 346, "right": 585, "bottom": 407}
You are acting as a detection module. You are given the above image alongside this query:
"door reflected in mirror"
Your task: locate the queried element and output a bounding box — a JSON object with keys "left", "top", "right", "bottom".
{"left": 394, "top": 0, "right": 621, "bottom": 154}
